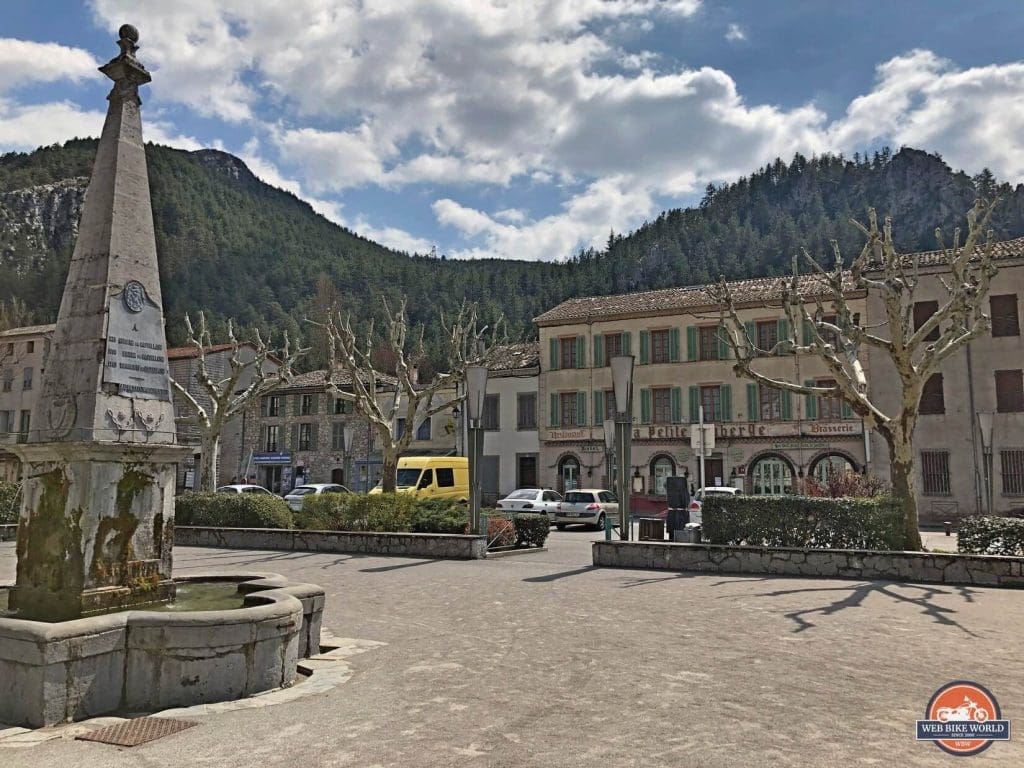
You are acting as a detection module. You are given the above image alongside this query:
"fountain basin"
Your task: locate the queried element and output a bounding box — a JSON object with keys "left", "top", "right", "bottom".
{"left": 0, "top": 572, "right": 325, "bottom": 728}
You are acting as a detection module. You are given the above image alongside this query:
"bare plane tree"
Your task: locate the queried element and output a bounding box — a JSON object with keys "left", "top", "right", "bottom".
{"left": 713, "top": 201, "right": 997, "bottom": 549}
{"left": 170, "top": 312, "right": 305, "bottom": 491}
{"left": 313, "top": 298, "right": 505, "bottom": 493}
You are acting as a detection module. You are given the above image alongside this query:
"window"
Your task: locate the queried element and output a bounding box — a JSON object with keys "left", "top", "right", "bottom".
{"left": 921, "top": 450, "right": 950, "bottom": 495}
{"left": 996, "top": 369, "right": 1024, "bottom": 413}
{"left": 417, "top": 469, "right": 433, "bottom": 489}
{"left": 812, "top": 455, "right": 856, "bottom": 484}
{"left": 517, "top": 393, "right": 536, "bottom": 430}
{"left": 604, "top": 389, "right": 617, "bottom": 420}
{"left": 0, "top": 410, "right": 10, "bottom": 434}
{"left": 598, "top": 491, "right": 618, "bottom": 503}
{"left": 22, "top": 367, "right": 32, "bottom": 391}
{"left": 266, "top": 395, "right": 281, "bottom": 417}
{"left": 416, "top": 418, "right": 431, "bottom": 440}
{"left": 919, "top": 373, "right": 945, "bottom": 415}
{"left": 1000, "top": 449, "right": 1024, "bottom": 495}
{"left": 1, "top": 370, "right": 11, "bottom": 392}
{"left": 751, "top": 456, "right": 793, "bottom": 495}
{"left": 559, "top": 337, "right": 577, "bottom": 369}
{"left": 559, "top": 392, "right": 578, "bottom": 427}
{"left": 700, "top": 385, "right": 722, "bottom": 422}
{"left": 699, "top": 326, "right": 720, "bottom": 361}
{"left": 331, "top": 422, "right": 348, "bottom": 451}
{"left": 265, "top": 425, "right": 279, "bottom": 451}
{"left": 759, "top": 385, "right": 782, "bottom": 421}
{"left": 816, "top": 379, "right": 843, "bottom": 420}
{"left": 18, "top": 410, "right": 31, "bottom": 442}
{"left": 482, "top": 394, "right": 500, "bottom": 431}
{"left": 650, "top": 329, "right": 670, "bottom": 364}
{"left": 913, "top": 301, "right": 940, "bottom": 341}
{"left": 298, "top": 423, "right": 312, "bottom": 451}
{"left": 756, "top": 321, "right": 778, "bottom": 355}
{"left": 604, "top": 333, "right": 623, "bottom": 364}
{"left": 333, "top": 397, "right": 352, "bottom": 415}
{"left": 652, "top": 387, "right": 672, "bottom": 424}
{"left": 651, "top": 456, "right": 675, "bottom": 496}
{"left": 991, "top": 294, "right": 1020, "bottom": 337}
{"left": 300, "top": 394, "right": 314, "bottom": 415}
{"left": 26, "top": 341, "right": 34, "bottom": 353}
{"left": 437, "top": 467, "right": 455, "bottom": 488}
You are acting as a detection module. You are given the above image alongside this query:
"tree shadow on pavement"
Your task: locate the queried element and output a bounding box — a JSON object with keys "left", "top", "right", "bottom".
{"left": 523, "top": 565, "right": 598, "bottom": 583}
{"left": 360, "top": 559, "right": 439, "bottom": 573}
{"left": 725, "top": 580, "right": 982, "bottom": 635}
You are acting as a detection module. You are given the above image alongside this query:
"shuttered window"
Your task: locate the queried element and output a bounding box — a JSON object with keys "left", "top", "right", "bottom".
{"left": 759, "top": 385, "right": 782, "bottom": 421}
{"left": 756, "top": 321, "right": 777, "bottom": 356}
{"left": 991, "top": 294, "right": 1020, "bottom": 337}
{"left": 919, "top": 373, "right": 945, "bottom": 415}
{"left": 559, "top": 338, "right": 577, "bottom": 369}
{"left": 913, "top": 301, "right": 940, "bottom": 341}
{"left": 559, "top": 392, "right": 578, "bottom": 427}
{"left": 1000, "top": 449, "right": 1024, "bottom": 495}
{"left": 698, "top": 325, "right": 720, "bottom": 360}
{"left": 921, "top": 451, "right": 950, "bottom": 496}
{"left": 604, "top": 333, "right": 623, "bottom": 364}
{"left": 482, "top": 394, "right": 500, "bottom": 430}
{"left": 652, "top": 387, "right": 672, "bottom": 424}
{"left": 517, "top": 393, "right": 536, "bottom": 429}
{"left": 650, "top": 329, "right": 671, "bottom": 364}
{"left": 996, "top": 369, "right": 1024, "bottom": 413}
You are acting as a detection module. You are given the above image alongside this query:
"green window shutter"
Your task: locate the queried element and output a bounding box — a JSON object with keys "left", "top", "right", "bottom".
{"left": 777, "top": 318, "right": 790, "bottom": 355}
{"left": 744, "top": 321, "right": 756, "bottom": 355}
{"left": 670, "top": 327, "right": 681, "bottom": 362}
{"left": 594, "top": 390, "right": 604, "bottom": 425}
{"left": 621, "top": 331, "right": 632, "bottom": 356}
{"left": 802, "top": 320, "right": 813, "bottom": 346}
{"left": 746, "top": 383, "right": 759, "bottom": 421}
{"left": 686, "top": 326, "right": 698, "bottom": 362}
{"left": 688, "top": 386, "right": 700, "bottom": 423}
{"left": 292, "top": 396, "right": 300, "bottom": 417}
{"left": 671, "top": 386, "right": 682, "bottom": 423}
{"left": 311, "top": 423, "right": 319, "bottom": 450}
{"left": 593, "top": 335, "right": 604, "bottom": 368}
{"left": 549, "top": 338, "right": 559, "bottom": 370}
{"left": 781, "top": 388, "right": 793, "bottom": 420}
{"left": 576, "top": 391, "right": 587, "bottom": 426}
{"left": 550, "top": 393, "right": 560, "bottom": 426}
{"left": 719, "top": 384, "right": 732, "bottom": 422}
{"left": 841, "top": 399, "right": 854, "bottom": 419}
{"left": 718, "top": 325, "right": 730, "bottom": 360}
{"left": 804, "top": 380, "right": 817, "bottom": 420}
{"left": 640, "top": 388, "right": 652, "bottom": 424}
{"left": 576, "top": 335, "right": 586, "bottom": 368}
{"left": 639, "top": 330, "right": 650, "bottom": 365}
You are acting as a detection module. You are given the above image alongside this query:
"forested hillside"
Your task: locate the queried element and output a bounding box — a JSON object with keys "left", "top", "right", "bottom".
{"left": 2, "top": 139, "right": 1022, "bottom": 360}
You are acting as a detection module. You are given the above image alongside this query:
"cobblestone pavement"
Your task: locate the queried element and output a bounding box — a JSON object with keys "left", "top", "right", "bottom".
{"left": 1, "top": 531, "right": 1021, "bottom": 767}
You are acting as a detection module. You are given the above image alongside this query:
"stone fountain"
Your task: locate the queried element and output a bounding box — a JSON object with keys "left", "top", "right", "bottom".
{"left": 0, "top": 25, "right": 325, "bottom": 728}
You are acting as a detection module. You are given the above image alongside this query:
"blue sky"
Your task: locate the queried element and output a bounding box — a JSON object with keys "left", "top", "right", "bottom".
{"left": 2, "top": 1, "right": 1022, "bottom": 260}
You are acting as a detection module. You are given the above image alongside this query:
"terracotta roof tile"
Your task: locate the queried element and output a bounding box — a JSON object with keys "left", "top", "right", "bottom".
{"left": 166, "top": 343, "right": 238, "bottom": 360}
{"left": 488, "top": 342, "right": 540, "bottom": 372}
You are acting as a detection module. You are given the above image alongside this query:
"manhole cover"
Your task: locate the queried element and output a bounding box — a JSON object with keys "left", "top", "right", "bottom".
{"left": 76, "top": 717, "right": 198, "bottom": 747}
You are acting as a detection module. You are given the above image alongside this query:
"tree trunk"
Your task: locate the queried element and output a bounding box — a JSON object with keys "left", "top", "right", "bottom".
{"left": 888, "top": 432, "right": 922, "bottom": 550}
{"left": 380, "top": 446, "right": 398, "bottom": 494}
{"left": 198, "top": 433, "right": 220, "bottom": 492}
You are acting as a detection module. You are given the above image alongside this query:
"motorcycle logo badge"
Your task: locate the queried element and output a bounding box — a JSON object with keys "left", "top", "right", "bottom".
{"left": 917, "top": 681, "right": 1010, "bottom": 756}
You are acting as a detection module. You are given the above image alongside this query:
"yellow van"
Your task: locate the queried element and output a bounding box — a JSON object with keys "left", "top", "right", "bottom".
{"left": 369, "top": 456, "right": 469, "bottom": 501}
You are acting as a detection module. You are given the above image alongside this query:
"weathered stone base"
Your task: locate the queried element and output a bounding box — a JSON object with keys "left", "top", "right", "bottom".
{"left": 592, "top": 541, "right": 1024, "bottom": 588}
{"left": 0, "top": 572, "right": 325, "bottom": 728}
{"left": 10, "top": 579, "right": 176, "bottom": 621}
{"left": 176, "top": 525, "right": 488, "bottom": 559}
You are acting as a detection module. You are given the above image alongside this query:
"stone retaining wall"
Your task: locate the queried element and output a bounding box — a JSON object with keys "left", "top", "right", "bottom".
{"left": 592, "top": 541, "right": 1024, "bottom": 588}
{"left": 176, "top": 526, "right": 488, "bottom": 560}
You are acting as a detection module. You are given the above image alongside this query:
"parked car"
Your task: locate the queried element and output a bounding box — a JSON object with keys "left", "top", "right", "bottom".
{"left": 496, "top": 489, "right": 562, "bottom": 520}
{"left": 554, "top": 489, "right": 620, "bottom": 531}
{"left": 284, "top": 483, "right": 351, "bottom": 511}
{"left": 216, "top": 484, "right": 272, "bottom": 494}
{"left": 687, "top": 486, "right": 742, "bottom": 524}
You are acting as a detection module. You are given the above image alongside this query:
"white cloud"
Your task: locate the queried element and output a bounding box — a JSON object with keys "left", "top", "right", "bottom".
{"left": 351, "top": 218, "right": 433, "bottom": 255}
{"left": 0, "top": 98, "right": 104, "bottom": 149}
{"left": 0, "top": 39, "right": 99, "bottom": 92}
{"left": 725, "top": 24, "right": 746, "bottom": 42}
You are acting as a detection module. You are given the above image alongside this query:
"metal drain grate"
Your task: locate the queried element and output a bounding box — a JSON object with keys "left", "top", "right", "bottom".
{"left": 76, "top": 717, "right": 198, "bottom": 747}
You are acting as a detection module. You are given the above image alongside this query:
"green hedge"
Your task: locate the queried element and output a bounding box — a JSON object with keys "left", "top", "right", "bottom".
{"left": 0, "top": 481, "right": 20, "bottom": 524}
{"left": 513, "top": 513, "right": 549, "bottom": 548}
{"left": 702, "top": 495, "right": 905, "bottom": 550}
{"left": 175, "top": 492, "right": 293, "bottom": 529}
{"left": 409, "top": 500, "right": 469, "bottom": 534}
{"left": 958, "top": 516, "right": 1024, "bottom": 556}
{"left": 295, "top": 492, "right": 418, "bottom": 532}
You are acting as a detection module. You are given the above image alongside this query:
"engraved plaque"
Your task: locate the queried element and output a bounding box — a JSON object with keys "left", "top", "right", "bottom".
{"left": 103, "top": 282, "right": 171, "bottom": 400}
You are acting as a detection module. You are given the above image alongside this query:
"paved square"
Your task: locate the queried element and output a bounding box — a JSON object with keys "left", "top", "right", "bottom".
{"left": 2, "top": 533, "right": 1022, "bottom": 767}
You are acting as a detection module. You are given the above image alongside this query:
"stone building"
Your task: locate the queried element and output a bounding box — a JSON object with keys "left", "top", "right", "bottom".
{"left": 0, "top": 323, "right": 54, "bottom": 481}
{"left": 534, "top": 277, "right": 869, "bottom": 499}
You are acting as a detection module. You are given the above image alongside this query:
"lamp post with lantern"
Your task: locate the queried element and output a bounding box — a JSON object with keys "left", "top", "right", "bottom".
{"left": 610, "top": 355, "right": 635, "bottom": 541}
{"left": 465, "top": 365, "right": 488, "bottom": 535}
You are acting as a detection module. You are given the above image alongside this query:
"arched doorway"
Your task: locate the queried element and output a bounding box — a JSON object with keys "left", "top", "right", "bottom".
{"left": 750, "top": 454, "right": 794, "bottom": 495}
{"left": 650, "top": 454, "right": 676, "bottom": 496}
{"left": 558, "top": 455, "right": 581, "bottom": 494}
{"left": 811, "top": 453, "right": 858, "bottom": 484}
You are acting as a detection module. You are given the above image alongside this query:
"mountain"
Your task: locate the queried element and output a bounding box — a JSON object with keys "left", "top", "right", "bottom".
{"left": 2, "top": 140, "right": 1023, "bottom": 357}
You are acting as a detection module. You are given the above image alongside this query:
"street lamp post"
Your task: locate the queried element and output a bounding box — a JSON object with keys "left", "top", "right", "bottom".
{"left": 466, "top": 365, "right": 488, "bottom": 535}
{"left": 603, "top": 417, "right": 616, "bottom": 488}
{"left": 978, "top": 411, "right": 994, "bottom": 516}
{"left": 610, "top": 355, "right": 635, "bottom": 541}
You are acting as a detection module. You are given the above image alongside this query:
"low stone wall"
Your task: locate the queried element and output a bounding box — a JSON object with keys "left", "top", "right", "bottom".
{"left": 176, "top": 526, "right": 488, "bottom": 560}
{"left": 592, "top": 541, "right": 1024, "bottom": 588}
{"left": 0, "top": 524, "right": 15, "bottom": 541}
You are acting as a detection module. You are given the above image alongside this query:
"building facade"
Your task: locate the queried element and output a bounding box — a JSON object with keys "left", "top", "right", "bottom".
{"left": 534, "top": 278, "right": 870, "bottom": 499}
{"left": 0, "top": 324, "right": 54, "bottom": 482}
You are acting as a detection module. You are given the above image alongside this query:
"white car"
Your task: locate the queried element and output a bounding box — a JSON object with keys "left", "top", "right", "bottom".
{"left": 554, "top": 489, "right": 620, "bottom": 531}
{"left": 284, "top": 483, "right": 351, "bottom": 511}
{"left": 496, "top": 489, "right": 562, "bottom": 520}
{"left": 687, "top": 486, "right": 742, "bottom": 524}
{"left": 216, "top": 484, "right": 272, "bottom": 494}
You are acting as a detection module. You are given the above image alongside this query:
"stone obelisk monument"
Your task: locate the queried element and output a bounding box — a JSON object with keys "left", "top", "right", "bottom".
{"left": 11, "top": 25, "right": 186, "bottom": 620}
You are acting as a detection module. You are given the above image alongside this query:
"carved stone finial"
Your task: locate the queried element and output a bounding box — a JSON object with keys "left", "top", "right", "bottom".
{"left": 100, "top": 22, "right": 151, "bottom": 89}
{"left": 116, "top": 24, "right": 140, "bottom": 59}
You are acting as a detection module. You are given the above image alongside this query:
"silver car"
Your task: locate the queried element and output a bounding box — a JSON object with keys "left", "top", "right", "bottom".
{"left": 284, "top": 483, "right": 351, "bottom": 511}
{"left": 216, "top": 484, "right": 272, "bottom": 494}
{"left": 554, "top": 489, "right": 620, "bottom": 531}
{"left": 496, "top": 489, "right": 562, "bottom": 521}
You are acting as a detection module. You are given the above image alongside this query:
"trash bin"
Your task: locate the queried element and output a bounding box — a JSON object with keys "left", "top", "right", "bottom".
{"left": 638, "top": 517, "right": 666, "bottom": 541}
{"left": 673, "top": 523, "right": 702, "bottom": 543}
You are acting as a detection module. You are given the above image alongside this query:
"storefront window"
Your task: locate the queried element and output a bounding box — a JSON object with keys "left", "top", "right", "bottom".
{"left": 751, "top": 456, "right": 793, "bottom": 495}
{"left": 559, "top": 456, "right": 580, "bottom": 493}
{"left": 812, "top": 454, "right": 856, "bottom": 484}
{"left": 651, "top": 456, "right": 675, "bottom": 496}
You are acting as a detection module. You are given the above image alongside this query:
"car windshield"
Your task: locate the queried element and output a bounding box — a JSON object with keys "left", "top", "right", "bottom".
{"left": 290, "top": 487, "right": 317, "bottom": 496}
{"left": 396, "top": 468, "right": 422, "bottom": 487}
{"left": 564, "top": 492, "right": 595, "bottom": 504}
{"left": 507, "top": 490, "right": 537, "bottom": 500}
